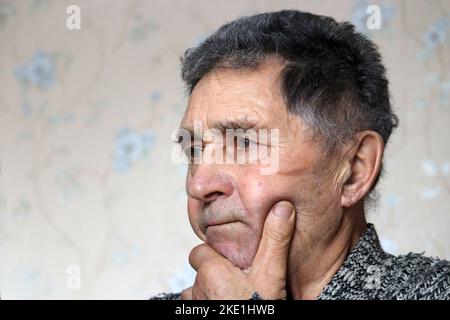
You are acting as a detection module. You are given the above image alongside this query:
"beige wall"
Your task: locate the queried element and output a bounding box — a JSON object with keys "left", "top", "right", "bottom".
{"left": 0, "top": 0, "right": 449, "bottom": 299}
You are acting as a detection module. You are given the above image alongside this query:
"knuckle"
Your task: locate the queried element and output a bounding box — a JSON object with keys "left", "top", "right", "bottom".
{"left": 188, "top": 250, "right": 197, "bottom": 265}
{"left": 189, "top": 244, "right": 207, "bottom": 264}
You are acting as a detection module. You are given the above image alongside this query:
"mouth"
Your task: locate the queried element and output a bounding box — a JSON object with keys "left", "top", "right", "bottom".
{"left": 204, "top": 220, "right": 240, "bottom": 233}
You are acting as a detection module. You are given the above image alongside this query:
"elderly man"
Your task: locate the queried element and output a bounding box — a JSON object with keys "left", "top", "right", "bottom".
{"left": 154, "top": 10, "right": 450, "bottom": 300}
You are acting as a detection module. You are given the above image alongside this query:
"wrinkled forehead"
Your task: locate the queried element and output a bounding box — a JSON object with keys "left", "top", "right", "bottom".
{"left": 180, "top": 61, "right": 288, "bottom": 132}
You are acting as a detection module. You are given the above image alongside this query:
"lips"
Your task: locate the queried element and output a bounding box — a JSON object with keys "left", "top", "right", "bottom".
{"left": 208, "top": 220, "right": 235, "bottom": 226}
{"left": 204, "top": 220, "right": 240, "bottom": 234}
{"left": 200, "top": 207, "right": 245, "bottom": 235}
{"left": 206, "top": 220, "right": 237, "bottom": 228}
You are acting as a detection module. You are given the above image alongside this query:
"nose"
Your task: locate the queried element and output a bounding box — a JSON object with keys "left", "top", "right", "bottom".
{"left": 187, "top": 165, "right": 234, "bottom": 203}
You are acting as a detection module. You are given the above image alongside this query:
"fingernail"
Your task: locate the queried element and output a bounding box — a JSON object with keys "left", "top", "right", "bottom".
{"left": 273, "top": 202, "right": 293, "bottom": 219}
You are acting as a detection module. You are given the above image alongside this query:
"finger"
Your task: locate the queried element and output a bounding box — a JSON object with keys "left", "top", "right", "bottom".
{"left": 181, "top": 287, "right": 193, "bottom": 300}
{"left": 251, "top": 201, "right": 296, "bottom": 280}
{"left": 189, "top": 243, "right": 224, "bottom": 271}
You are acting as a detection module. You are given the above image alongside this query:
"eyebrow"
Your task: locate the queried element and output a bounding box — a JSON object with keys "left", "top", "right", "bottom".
{"left": 212, "top": 119, "right": 258, "bottom": 132}
{"left": 178, "top": 118, "right": 260, "bottom": 141}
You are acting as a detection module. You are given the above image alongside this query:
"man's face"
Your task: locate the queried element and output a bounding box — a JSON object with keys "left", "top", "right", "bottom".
{"left": 180, "top": 59, "right": 344, "bottom": 270}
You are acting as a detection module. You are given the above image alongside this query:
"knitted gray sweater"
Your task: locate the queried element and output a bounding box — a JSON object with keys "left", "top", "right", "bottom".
{"left": 152, "top": 224, "right": 450, "bottom": 300}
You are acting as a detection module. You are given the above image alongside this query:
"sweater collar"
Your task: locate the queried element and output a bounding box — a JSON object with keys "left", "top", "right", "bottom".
{"left": 317, "top": 223, "right": 393, "bottom": 299}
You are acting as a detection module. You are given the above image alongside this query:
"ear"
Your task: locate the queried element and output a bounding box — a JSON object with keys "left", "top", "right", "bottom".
{"left": 341, "top": 131, "right": 384, "bottom": 207}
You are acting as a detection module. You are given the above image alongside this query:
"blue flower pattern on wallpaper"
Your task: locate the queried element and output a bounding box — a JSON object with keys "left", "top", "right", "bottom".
{"left": 419, "top": 16, "right": 450, "bottom": 62}
{"left": 113, "top": 127, "right": 156, "bottom": 173}
{"left": 15, "top": 51, "right": 55, "bottom": 90}
{"left": 0, "top": 1, "right": 449, "bottom": 299}
{"left": 423, "top": 17, "right": 450, "bottom": 50}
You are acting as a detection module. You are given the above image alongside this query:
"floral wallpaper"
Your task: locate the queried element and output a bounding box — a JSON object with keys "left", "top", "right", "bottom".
{"left": 0, "top": 0, "right": 449, "bottom": 299}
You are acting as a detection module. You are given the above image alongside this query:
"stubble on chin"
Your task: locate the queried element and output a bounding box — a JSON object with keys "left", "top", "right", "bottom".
{"left": 205, "top": 225, "right": 262, "bottom": 270}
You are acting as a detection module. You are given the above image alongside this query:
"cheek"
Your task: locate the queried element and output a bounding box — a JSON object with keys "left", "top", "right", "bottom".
{"left": 239, "top": 178, "right": 268, "bottom": 225}
{"left": 238, "top": 173, "right": 296, "bottom": 228}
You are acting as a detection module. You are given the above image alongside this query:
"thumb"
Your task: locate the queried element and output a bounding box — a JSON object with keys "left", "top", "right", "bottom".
{"left": 251, "top": 201, "right": 296, "bottom": 282}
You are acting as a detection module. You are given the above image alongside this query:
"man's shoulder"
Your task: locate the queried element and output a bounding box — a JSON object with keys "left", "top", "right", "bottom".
{"left": 150, "top": 292, "right": 182, "bottom": 300}
{"left": 319, "top": 224, "right": 450, "bottom": 300}
{"left": 386, "top": 252, "right": 450, "bottom": 299}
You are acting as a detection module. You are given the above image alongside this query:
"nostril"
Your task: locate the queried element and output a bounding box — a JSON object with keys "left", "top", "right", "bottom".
{"left": 204, "top": 191, "right": 224, "bottom": 202}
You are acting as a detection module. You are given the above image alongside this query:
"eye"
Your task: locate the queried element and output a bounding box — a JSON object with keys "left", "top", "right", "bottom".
{"left": 191, "top": 145, "right": 203, "bottom": 158}
{"left": 183, "top": 144, "right": 203, "bottom": 162}
{"left": 236, "top": 136, "right": 255, "bottom": 149}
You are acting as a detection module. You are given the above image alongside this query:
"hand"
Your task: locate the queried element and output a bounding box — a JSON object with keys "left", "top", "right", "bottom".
{"left": 181, "top": 201, "right": 296, "bottom": 300}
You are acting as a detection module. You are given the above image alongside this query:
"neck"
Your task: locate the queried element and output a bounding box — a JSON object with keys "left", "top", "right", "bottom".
{"left": 287, "top": 203, "right": 367, "bottom": 300}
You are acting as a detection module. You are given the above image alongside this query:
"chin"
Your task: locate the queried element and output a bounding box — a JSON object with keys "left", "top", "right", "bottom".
{"left": 209, "top": 240, "right": 255, "bottom": 269}
{"left": 205, "top": 226, "right": 259, "bottom": 270}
